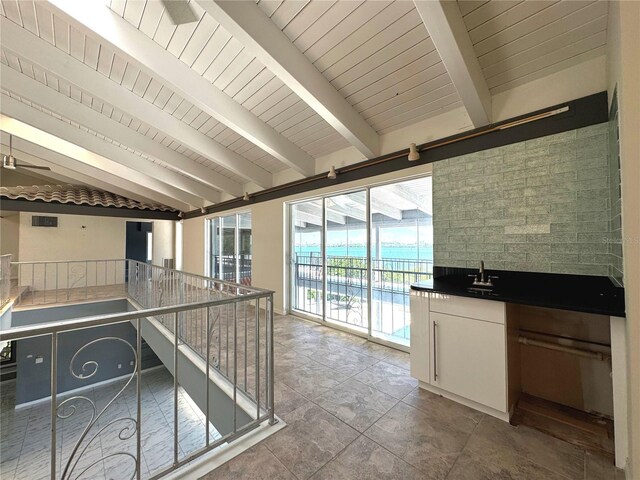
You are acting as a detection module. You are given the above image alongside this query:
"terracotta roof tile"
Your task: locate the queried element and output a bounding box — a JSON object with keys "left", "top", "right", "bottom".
{"left": 0, "top": 184, "right": 177, "bottom": 212}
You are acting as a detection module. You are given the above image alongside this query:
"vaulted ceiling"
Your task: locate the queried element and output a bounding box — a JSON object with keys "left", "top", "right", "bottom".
{"left": 0, "top": 0, "right": 609, "bottom": 212}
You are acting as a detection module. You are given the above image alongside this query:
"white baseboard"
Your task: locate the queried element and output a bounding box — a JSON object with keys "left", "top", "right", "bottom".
{"left": 15, "top": 365, "right": 164, "bottom": 410}
{"left": 418, "top": 381, "right": 511, "bottom": 423}
{"left": 163, "top": 417, "right": 286, "bottom": 480}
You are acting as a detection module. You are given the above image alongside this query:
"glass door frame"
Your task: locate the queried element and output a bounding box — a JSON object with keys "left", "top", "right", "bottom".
{"left": 287, "top": 173, "right": 432, "bottom": 352}
{"left": 205, "top": 210, "right": 252, "bottom": 282}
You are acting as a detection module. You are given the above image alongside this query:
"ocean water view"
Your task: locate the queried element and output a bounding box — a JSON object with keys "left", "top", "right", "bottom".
{"left": 295, "top": 245, "right": 433, "bottom": 261}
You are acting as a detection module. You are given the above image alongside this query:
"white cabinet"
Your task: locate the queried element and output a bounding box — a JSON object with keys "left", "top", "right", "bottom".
{"left": 410, "top": 290, "right": 509, "bottom": 420}
{"left": 430, "top": 312, "right": 507, "bottom": 412}
{"left": 409, "top": 291, "right": 430, "bottom": 382}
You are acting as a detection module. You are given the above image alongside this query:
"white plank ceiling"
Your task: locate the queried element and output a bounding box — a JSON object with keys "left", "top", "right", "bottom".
{"left": 0, "top": 0, "right": 609, "bottom": 209}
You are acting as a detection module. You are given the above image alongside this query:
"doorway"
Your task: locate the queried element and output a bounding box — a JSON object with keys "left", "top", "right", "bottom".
{"left": 126, "top": 221, "right": 153, "bottom": 263}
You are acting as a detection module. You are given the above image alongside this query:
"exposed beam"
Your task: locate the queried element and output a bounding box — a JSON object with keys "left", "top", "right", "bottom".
{"left": 293, "top": 211, "right": 322, "bottom": 227}
{"left": 414, "top": 1, "right": 492, "bottom": 127}
{"left": 371, "top": 198, "right": 403, "bottom": 221}
{"left": 1, "top": 97, "right": 205, "bottom": 208}
{"left": 0, "top": 17, "right": 272, "bottom": 189}
{"left": 0, "top": 108, "right": 196, "bottom": 210}
{"left": 296, "top": 203, "right": 346, "bottom": 225}
{"left": 388, "top": 184, "right": 432, "bottom": 215}
{"left": 326, "top": 197, "right": 367, "bottom": 222}
{"left": 46, "top": 0, "right": 315, "bottom": 177}
{"left": 1, "top": 66, "right": 233, "bottom": 199}
{"left": 200, "top": 0, "right": 380, "bottom": 158}
{"left": 0, "top": 135, "right": 189, "bottom": 211}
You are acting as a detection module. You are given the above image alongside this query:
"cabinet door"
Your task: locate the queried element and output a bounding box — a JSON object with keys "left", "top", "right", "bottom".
{"left": 430, "top": 312, "right": 507, "bottom": 411}
{"left": 409, "top": 292, "right": 430, "bottom": 383}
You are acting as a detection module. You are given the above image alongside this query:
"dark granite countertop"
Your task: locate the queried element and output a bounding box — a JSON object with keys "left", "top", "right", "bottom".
{"left": 411, "top": 267, "right": 625, "bottom": 317}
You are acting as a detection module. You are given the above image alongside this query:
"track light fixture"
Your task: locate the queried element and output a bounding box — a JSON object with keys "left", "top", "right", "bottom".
{"left": 178, "top": 211, "right": 184, "bottom": 218}
{"left": 200, "top": 207, "right": 206, "bottom": 214}
{"left": 327, "top": 165, "right": 337, "bottom": 179}
{"left": 243, "top": 192, "right": 250, "bottom": 201}
{"left": 408, "top": 143, "right": 420, "bottom": 161}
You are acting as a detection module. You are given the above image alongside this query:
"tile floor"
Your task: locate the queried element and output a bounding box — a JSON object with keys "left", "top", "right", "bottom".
{"left": 0, "top": 367, "right": 220, "bottom": 480}
{"left": 202, "top": 314, "right": 624, "bottom": 480}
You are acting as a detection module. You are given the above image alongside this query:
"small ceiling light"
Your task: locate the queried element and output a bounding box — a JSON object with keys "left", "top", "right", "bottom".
{"left": 327, "top": 165, "right": 337, "bottom": 180}
{"left": 178, "top": 211, "right": 184, "bottom": 218}
{"left": 408, "top": 143, "right": 420, "bottom": 161}
{"left": 243, "top": 192, "right": 250, "bottom": 201}
{"left": 200, "top": 207, "right": 206, "bottom": 214}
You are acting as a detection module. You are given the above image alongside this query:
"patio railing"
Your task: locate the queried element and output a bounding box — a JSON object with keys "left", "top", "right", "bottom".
{"left": 293, "top": 254, "right": 432, "bottom": 342}
{"left": 0, "top": 259, "right": 275, "bottom": 480}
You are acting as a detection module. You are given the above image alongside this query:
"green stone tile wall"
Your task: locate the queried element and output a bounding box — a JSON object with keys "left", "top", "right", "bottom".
{"left": 608, "top": 108, "right": 624, "bottom": 286}
{"left": 433, "top": 122, "right": 617, "bottom": 276}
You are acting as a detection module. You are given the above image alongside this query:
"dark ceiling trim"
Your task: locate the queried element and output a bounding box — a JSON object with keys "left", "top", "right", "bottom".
{"left": 0, "top": 198, "right": 180, "bottom": 220}
{"left": 187, "top": 92, "right": 608, "bottom": 220}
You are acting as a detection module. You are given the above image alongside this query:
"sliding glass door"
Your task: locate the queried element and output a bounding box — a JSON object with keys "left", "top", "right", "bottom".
{"left": 291, "top": 199, "right": 323, "bottom": 317}
{"left": 370, "top": 177, "right": 433, "bottom": 345}
{"left": 325, "top": 190, "right": 368, "bottom": 333}
{"left": 289, "top": 176, "right": 433, "bottom": 347}
{"left": 207, "top": 212, "right": 252, "bottom": 284}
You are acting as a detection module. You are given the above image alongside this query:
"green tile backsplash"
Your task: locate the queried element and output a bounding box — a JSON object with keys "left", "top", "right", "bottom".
{"left": 433, "top": 122, "right": 618, "bottom": 276}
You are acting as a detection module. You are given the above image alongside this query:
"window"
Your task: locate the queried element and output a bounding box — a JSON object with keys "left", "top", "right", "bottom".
{"left": 289, "top": 176, "right": 432, "bottom": 347}
{"left": 207, "top": 212, "right": 252, "bottom": 285}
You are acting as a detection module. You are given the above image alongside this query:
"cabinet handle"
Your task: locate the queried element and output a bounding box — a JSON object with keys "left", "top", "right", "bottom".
{"left": 433, "top": 321, "right": 438, "bottom": 381}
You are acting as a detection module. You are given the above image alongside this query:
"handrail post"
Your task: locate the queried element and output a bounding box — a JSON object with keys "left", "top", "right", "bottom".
{"left": 173, "top": 311, "right": 179, "bottom": 467}
{"left": 136, "top": 317, "right": 142, "bottom": 480}
{"left": 50, "top": 332, "right": 57, "bottom": 480}
{"left": 267, "top": 294, "right": 275, "bottom": 425}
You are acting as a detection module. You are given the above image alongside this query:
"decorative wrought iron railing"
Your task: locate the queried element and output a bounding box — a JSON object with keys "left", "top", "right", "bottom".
{"left": 0, "top": 254, "right": 10, "bottom": 309}
{"left": 11, "top": 258, "right": 128, "bottom": 306}
{"left": 0, "top": 259, "right": 275, "bottom": 480}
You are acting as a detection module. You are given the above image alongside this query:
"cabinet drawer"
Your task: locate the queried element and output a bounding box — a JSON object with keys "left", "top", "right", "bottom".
{"left": 430, "top": 293, "right": 505, "bottom": 324}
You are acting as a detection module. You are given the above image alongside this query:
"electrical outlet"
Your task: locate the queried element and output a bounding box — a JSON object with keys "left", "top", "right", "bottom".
{"left": 118, "top": 363, "right": 122, "bottom": 369}
{"left": 35, "top": 356, "right": 43, "bottom": 364}
{"left": 129, "top": 361, "right": 134, "bottom": 366}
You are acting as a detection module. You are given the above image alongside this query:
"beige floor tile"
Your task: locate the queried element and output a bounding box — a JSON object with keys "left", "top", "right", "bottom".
{"left": 265, "top": 402, "right": 359, "bottom": 480}
{"left": 310, "top": 435, "right": 424, "bottom": 480}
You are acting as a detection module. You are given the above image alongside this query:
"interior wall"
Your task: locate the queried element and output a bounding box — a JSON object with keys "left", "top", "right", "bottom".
{"left": 18, "top": 212, "right": 126, "bottom": 261}
{"left": 0, "top": 212, "right": 20, "bottom": 260}
{"left": 608, "top": 1, "right": 640, "bottom": 475}
{"left": 151, "top": 220, "right": 174, "bottom": 266}
{"left": 433, "top": 122, "right": 614, "bottom": 275}
{"left": 182, "top": 216, "right": 205, "bottom": 276}
{"left": 15, "top": 213, "right": 175, "bottom": 265}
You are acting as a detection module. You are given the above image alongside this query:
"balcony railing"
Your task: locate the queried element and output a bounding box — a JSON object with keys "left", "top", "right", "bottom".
{"left": 293, "top": 254, "right": 432, "bottom": 343}
{"left": 0, "top": 259, "right": 275, "bottom": 480}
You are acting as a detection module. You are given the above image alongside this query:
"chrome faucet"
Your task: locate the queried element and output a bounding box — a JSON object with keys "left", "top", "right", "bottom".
{"left": 469, "top": 260, "right": 496, "bottom": 287}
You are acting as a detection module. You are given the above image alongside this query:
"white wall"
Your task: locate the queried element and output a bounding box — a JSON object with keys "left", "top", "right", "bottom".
{"left": 608, "top": 1, "right": 640, "bottom": 476}
{"left": 18, "top": 212, "right": 126, "bottom": 261}
{"left": 0, "top": 212, "right": 20, "bottom": 260}
{"left": 15, "top": 213, "right": 175, "bottom": 265}
{"left": 151, "top": 220, "right": 175, "bottom": 267}
{"left": 182, "top": 215, "right": 205, "bottom": 276}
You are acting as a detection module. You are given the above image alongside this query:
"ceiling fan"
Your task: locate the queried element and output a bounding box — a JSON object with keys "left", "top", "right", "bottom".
{"left": 3, "top": 135, "right": 51, "bottom": 171}
{"left": 161, "top": 0, "right": 199, "bottom": 25}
